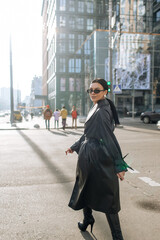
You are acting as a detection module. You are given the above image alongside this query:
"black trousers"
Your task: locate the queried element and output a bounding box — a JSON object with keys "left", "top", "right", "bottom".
{"left": 83, "top": 207, "right": 124, "bottom": 240}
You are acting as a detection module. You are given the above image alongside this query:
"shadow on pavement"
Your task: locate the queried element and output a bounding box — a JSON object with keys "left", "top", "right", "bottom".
{"left": 16, "top": 129, "right": 72, "bottom": 185}
{"left": 81, "top": 231, "right": 98, "bottom": 240}
{"left": 49, "top": 129, "right": 68, "bottom": 136}
{"left": 16, "top": 128, "right": 106, "bottom": 240}
{"left": 49, "top": 129, "right": 83, "bottom": 136}
{"left": 65, "top": 130, "right": 83, "bottom": 136}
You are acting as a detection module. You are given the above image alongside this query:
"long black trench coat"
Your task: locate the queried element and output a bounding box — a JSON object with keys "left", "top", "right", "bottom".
{"left": 68, "top": 99, "right": 129, "bottom": 214}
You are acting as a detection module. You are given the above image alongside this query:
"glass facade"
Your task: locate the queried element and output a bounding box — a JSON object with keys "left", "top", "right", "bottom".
{"left": 80, "top": 30, "right": 160, "bottom": 116}
{"left": 110, "top": 0, "right": 153, "bottom": 34}
{"left": 43, "top": 0, "right": 160, "bottom": 115}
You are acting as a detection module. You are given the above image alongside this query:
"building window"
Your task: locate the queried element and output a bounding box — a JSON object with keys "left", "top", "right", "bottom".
{"left": 69, "top": 78, "right": 74, "bottom": 91}
{"left": 60, "top": 58, "right": 66, "bottom": 72}
{"left": 77, "top": 18, "right": 84, "bottom": 30}
{"left": 76, "top": 78, "right": 81, "bottom": 91}
{"left": 48, "top": 78, "right": 55, "bottom": 94}
{"left": 84, "top": 39, "right": 90, "bottom": 54}
{"left": 78, "top": 1, "right": 84, "bottom": 13}
{"left": 69, "top": 0, "right": 75, "bottom": 11}
{"left": 48, "top": 39, "right": 55, "bottom": 62}
{"left": 87, "top": 2, "right": 94, "bottom": 13}
{"left": 75, "top": 59, "right": 81, "bottom": 73}
{"left": 78, "top": 35, "right": 84, "bottom": 47}
{"left": 59, "top": 33, "right": 66, "bottom": 53}
{"left": 69, "top": 59, "right": 81, "bottom": 73}
{"left": 69, "top": 34, "right": 75, "bottom": 53}
{"left": 87, "top": 19, "right": 93, "bottom": 30}
{"left": 77, "top": 35, "right": 84, "bottom": 54}
{"left": 60, "top": 0, "right": 66, "bottom": 11}
{"left": 97, "top": 19, "right": 103, "bottom": 29}
{"left": 69, "top": 17, "right": 75, "bottom": 29}
{"left": 60, "top": 16, "right": 66, "bottom": 27}
{"left": 84, "top": 59, "right": 90, "bottom": 73}
{"left": 69, "top": 59, "right": 74, "bottom": 72}
{"left": 60, "top": 78, "right": 66, "bottom": 91}
{"left": 48, "top": 59, "right": 55, "bottom": 79}
{"left": 156, "top": 11, "right": 160, "bottom": 22}
{"left": 97, "top": 1, "right": 103, "bottom": 14}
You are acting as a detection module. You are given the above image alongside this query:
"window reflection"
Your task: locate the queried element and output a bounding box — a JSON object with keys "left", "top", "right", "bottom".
{"left": 60, "top": 78, "right": 66, "bottom": 91}
{"left": 69, "top": 78, "right": 74, "bottom": 91}
{"left": 59, "top": 0, "right": 66, "bottom": 11}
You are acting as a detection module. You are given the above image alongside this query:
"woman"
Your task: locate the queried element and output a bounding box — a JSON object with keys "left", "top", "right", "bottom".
{"left": 53, "top": 108, "right": 60, "bottom": 129}
{"left": 71, "top": 106, "right": 78, "bottom": 129}
{"left": 43, "top": 105, "right": 52, "bottom": 130}
{"left": 66, "top": 79, "right": 131, "bottom": 240}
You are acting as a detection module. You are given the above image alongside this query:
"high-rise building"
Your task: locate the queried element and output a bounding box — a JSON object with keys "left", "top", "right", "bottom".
{"left": 0, "top": 87, "right": 21, "bottom": 111}
{"left": 30, "top": 76, "right": 43, "bottom": 114}
{"left": 79, "top": 0, "right": 160, "bottom": 115}
{"left": 41, "top": 0, "right": 116, "bottom": 114}
{"left": 153, "top": 0, "right": 160, "bottom": 33}
{"left": 41, "top": 0, "right": 160, "bottom": 115}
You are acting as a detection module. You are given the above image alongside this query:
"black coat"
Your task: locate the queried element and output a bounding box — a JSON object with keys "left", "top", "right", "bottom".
{"left": 68, "top": 99, "right": 129, "bottom": 214}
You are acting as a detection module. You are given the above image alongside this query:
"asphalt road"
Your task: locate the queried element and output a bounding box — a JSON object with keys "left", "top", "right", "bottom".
{"left": 0, "top": 124, "right": 160, "bottom": 240}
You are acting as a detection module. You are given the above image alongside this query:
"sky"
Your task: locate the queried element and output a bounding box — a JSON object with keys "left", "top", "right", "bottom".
{"left": 0, "top": 0, "right": 42, "bottom": 100}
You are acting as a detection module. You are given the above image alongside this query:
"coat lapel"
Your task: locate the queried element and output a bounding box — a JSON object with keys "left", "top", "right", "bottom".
{"left": 85, "top": 103, "right": 98, "bottom": 123}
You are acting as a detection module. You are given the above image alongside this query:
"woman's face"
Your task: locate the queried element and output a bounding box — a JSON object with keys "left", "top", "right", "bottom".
{"left": 88, "top": 82, "right": 108, "bottom": 104}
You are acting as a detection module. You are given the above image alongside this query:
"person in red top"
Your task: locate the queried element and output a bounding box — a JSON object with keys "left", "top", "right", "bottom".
{"left": 43, "top": 105, "right": 52, "bottom": 130}
{"left": 71, "top": 106, "right": 77, "bottom": 129}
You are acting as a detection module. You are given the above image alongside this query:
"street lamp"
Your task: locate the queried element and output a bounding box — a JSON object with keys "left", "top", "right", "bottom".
{"left": 108, "top": 0, "right": 113, "bottom": 100}
{"left": 9, "top": 34, "right": 14, "bottom": 125}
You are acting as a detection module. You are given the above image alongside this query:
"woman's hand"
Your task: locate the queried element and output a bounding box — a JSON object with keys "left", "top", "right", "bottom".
{"left": 65, "top": 148, "right": 74, "bottom": 155}
{"left": 117, "top": 171, "right": 125, "bottom": 181}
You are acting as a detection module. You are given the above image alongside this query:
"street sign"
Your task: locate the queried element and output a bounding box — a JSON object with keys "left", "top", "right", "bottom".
{"left": 113, "top": 84, "right": 122, "bottom": 94}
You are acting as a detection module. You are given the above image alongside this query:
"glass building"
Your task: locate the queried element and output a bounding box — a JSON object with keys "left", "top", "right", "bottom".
{"left": 41, "top": 0, "right": 160, "bottom": 116}
{"left": 42, "top": 0, "right": 111, "bottom": 114}
{"left": 81, "top": 30, "right": 160, "bottom": 116}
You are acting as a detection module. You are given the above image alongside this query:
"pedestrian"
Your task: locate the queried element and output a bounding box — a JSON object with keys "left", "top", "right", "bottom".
{"left": 30, "top": 112, "right": 34, "bottom": 120}
{"left": 43, "top": 105, "right": 52, "bottom": 130}
{"left": 65, "top": 78, "right": 132, "bottom": 240}
{"left": 71, "top": 106, "right": 77, "bottom": 129}
{"left": 53, "top": 108, "right": 60, "bottom": 129}
{"left": 60, "top": 106, "right": 68, "bottom": 130}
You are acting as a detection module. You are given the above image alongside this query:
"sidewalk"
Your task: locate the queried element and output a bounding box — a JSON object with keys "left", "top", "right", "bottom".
{"left": 0, "top": 115, "right": 85, "bottom": 130}
{"left": 0, "top": 115, "right": 159, "bottom": 133}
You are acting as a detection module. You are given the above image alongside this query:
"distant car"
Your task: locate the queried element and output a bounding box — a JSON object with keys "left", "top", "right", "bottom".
{"left": 13, "top": 111, "right": 22, "bottom": 122}
{"left": 78, "top": 116, "right": 86, "bottom": 123}
{"left": 0, "top": 112, "right": 5, "bottom": 117}
{"left": 126, "top": 108, "right": 144, "bottom": 117}
{"left": 157, "top": 120, "right": 160, "bottom": 129}
{"left": 140, "top": 109, "right": 160, "bottom": 124}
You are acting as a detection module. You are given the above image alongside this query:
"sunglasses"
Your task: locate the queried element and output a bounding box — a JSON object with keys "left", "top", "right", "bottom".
{"left": 87, "top": 89, "right": 105, "bottom": 94}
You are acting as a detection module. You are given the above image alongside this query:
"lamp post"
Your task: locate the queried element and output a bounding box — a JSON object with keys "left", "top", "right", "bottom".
{"left": 151, "top": 36, "right": 155, "bottom": 112}
{"left": 108, "top": 0, "right": 113, "bottom": 101}
{"left": 9, "top": 34, "right": 14, "bottom": 125}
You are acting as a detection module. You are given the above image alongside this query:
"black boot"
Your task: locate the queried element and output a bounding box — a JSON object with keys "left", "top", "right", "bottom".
{"left": 106, "top": 213, "right": 124, "bottom": 240}
{"left": 78, "top": 207, "right": 95, "bottom": 233}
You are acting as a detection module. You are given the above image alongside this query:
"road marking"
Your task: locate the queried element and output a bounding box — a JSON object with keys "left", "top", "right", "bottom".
{"left": 139, "top": 177, "right": 160, "bottom": 187}
{"left": 128, "top": 168, "right": 140, "bottom": 173}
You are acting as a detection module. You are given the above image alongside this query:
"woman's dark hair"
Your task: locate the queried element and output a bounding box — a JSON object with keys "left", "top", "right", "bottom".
{"left": 106, "top": 98, "right": 120, "bottom": 125}
{"left": 92, "top": 78, "right": 108, "bottom": 90}
{"left": 91, "top": 78, "right": 120, "bottom": 125}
